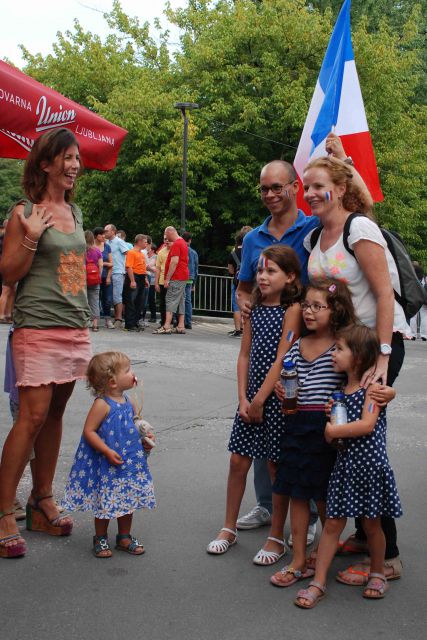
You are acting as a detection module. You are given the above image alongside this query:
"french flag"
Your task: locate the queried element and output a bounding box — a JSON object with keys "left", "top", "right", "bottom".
{"left": 294, "top": 0, "right": 383, "bottom": 211}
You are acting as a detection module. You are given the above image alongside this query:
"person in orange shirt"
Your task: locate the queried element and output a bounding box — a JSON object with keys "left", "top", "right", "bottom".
{"left": 123, "top": 234, "right": 148, "bottom": 332}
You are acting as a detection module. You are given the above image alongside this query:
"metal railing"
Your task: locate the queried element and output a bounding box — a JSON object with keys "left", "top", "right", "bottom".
{"left": 193, "top": 265, "right": 233, "bottom": 314}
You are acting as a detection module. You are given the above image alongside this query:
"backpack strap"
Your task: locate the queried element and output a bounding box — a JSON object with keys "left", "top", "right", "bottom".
{"left": 231, "top": 250, "right": 241, "bottom": 268}
{"left": 309, "top": 225, "right": 323, "bottom": 251}
{"left": 342, "top": 212, "right": 364, "bottom": 258}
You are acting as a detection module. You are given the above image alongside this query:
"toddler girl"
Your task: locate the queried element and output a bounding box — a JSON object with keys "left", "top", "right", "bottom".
{"left": 62, "top": 351, "right": 156, "bottom": 557}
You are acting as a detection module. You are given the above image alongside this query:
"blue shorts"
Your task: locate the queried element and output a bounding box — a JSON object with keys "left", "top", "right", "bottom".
{"left": 231, "top": 283, "right": 239, "bottom": 313}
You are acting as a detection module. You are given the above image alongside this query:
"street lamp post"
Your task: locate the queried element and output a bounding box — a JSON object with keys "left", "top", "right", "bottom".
{"left": 174, "top": 102, "right": 199, "bottom": 233}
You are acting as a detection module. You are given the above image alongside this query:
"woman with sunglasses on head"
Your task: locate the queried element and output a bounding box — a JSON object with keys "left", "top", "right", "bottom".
{"left": 302, "top": 133, "right": 407, "bottom": 583}
{"left": 0, "top": 128, "right": 92, "bottom": 558}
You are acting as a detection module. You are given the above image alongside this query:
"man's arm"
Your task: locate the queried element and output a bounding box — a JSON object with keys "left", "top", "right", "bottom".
{"left": 236, "top": 280, "right": 253, "bottom": 319}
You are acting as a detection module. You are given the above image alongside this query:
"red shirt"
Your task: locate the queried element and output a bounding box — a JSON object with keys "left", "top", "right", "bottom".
{"left": 164, "top": 237, "right": 189, "bottom": 281}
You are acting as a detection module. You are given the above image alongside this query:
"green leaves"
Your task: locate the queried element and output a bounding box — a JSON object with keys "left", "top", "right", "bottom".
{"left": 2, "top": 0, "right": 425, "bottom": 265}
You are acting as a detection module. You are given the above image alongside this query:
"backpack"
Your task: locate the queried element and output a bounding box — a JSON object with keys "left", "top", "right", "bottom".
{"left": 86, "top": 256, "right": 101, "bottom": 287}
{"left": 309, "top": 213, "right": 427, "bottom": 320}
{"left": 231, "top": 250, "right": 241, "bottom": 287}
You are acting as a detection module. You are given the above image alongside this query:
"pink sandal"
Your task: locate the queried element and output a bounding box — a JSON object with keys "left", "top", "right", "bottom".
{"left": 270, "top": 565, "right": 315, "bottom": 588}
{"left": 294, "top": 581, "right": 326, "bottom": 609}
{"left": 362, "top": 573, "right": 389, "bottom": 599}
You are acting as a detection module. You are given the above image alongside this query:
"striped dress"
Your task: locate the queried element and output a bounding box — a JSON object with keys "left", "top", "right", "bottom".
{"left": 273, "top": 339, "right": 345, "bottom": 501}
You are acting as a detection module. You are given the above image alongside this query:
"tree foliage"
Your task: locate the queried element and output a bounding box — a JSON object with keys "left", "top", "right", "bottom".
{"left": 2, "top": 0, "right": 426, "bottom": 264}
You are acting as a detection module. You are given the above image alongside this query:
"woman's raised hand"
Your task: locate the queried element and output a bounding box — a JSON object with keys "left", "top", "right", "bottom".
{"left": 17, "top": 205, "right": 54, "bottom": 241}
{"left": 325, "top": 133, "right": 346, "bottom": 160}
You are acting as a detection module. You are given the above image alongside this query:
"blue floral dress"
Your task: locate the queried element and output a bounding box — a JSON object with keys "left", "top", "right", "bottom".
{"left": 62, "top": 395, "right": 156, "bottom": 519}
{"left": 327, "top": 388, "right": 402, "bottom": 519}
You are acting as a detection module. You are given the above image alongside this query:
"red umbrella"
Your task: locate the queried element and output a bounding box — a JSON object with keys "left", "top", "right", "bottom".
{"left": 0, "top": 60, "right": 127, "bottom": 171}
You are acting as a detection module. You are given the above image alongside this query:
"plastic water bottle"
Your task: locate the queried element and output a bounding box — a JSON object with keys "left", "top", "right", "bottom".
{"left": 330, "top": 391, "right": 347, "bottom": 451}
{"left": 280, "top": 359, "right": 298, "bottom": 415}
{"left": 330, "top": 391, "right": 347, "bottom": 425}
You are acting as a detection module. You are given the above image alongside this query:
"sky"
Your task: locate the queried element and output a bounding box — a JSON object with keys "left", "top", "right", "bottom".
{"left": 1, "top": 0, "right": 187, "bottom": 68}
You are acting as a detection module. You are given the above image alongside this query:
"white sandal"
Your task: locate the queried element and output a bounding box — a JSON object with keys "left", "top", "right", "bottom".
{"left": 207, "top": 527, "right": 237, "bottom": 555}
{"left": 253, "top": 536, "right": 286, "bottom": 566}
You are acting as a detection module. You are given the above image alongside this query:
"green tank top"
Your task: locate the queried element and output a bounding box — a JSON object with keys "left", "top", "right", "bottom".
{"left": 12, "top": 200, "right": 91, "bottom": 329}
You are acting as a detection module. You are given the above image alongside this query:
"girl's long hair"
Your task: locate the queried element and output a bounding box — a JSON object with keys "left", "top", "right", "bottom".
{"left": 306, "top": 277, "right": 357, "bottom": 334}
{"left": 252, "top": 245, "right": 303, "bottom": 309}
{"left": 23, "top": 128, "right": 82, "bottom": 203}
{"left": 304, "top": 156, "right": 374, "bottom": 218}
{"left": 336, "top": 323, "right": 380, "bottom": 379}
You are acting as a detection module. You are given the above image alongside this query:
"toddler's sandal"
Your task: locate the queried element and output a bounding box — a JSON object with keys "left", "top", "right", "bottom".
{"left": 93, "top": 535, "right": 112, "bottom": 558}
{"left": 115, "top": 534, "right": 145, "bottom": 555}
{"left": 270, "top": 565, "right": 315, "bottom": 588}
{"left": 362, "top": 573, "right": 389, "bottom": 599}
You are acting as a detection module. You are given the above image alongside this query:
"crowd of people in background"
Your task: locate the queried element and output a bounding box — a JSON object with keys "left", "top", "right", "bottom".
{"left": 80, "top": 224, "right": 199, "bottom": 335}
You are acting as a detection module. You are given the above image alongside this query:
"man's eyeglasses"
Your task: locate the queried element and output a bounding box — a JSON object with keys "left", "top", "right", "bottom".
{"left": 259, "top": 181, "right": 294, "bottom": 196}
{"left": 301, "top": 302, "right": 329, "bottom": 313}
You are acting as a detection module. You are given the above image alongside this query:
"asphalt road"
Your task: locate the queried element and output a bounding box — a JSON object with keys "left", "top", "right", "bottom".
{"left": 0, "top": 321, "right": 426, "bottom": 640}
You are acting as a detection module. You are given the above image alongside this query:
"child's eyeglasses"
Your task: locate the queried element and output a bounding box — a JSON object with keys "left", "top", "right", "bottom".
{"left": 301, "top": 302, "right": 329, "bottom": 313}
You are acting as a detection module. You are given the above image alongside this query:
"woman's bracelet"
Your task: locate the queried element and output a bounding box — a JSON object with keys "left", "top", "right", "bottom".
{"left": 21, "top": 242, "right": 37, "bottom": 252}
{"left": 24, "top": 235, "right": 38, "bottom": 245}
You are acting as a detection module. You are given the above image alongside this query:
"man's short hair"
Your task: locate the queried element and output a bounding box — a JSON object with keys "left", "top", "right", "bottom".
{"left": 105, "top": 223, "right": 117, "bottom": 233}
{"left": 182, "top": 231, "right": 192, "bottom": 242}
{"left": 261, "top": 160, "right": 297, "bottom": 182}
{"left": 134, "top": 234, "right": 148, "bottom": 244}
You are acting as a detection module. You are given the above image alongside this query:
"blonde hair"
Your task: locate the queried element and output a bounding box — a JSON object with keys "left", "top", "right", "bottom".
{"left": 304, "top": 156, "right": 374, "bottom": 217}
{"left": 86, "top": 351, "right": 130, "bottom": 396}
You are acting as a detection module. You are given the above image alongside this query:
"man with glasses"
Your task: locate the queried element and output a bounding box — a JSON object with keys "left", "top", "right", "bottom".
{"left": 235, "top": 160, "right": 320, "bottom": 542}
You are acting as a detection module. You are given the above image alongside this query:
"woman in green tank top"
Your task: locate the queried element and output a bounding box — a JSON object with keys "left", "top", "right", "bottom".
{"left": 0, "top": 128, "right": 92, "bottom": 558}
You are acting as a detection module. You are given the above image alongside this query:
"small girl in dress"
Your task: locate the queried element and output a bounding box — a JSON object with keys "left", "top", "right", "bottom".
{"left": 269, "top": 278, "right": 357, "bottom": 587}
{"left": 294, "top": 323, "right": 402, "bottom": 608}
{"left": 62, "top": 351, "right": 156, "bottom": 558}
{"left": 207, "top": 245, "right": 303, "bottom": 563}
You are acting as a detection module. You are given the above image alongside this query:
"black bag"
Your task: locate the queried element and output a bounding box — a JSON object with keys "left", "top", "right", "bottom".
{"left": 309, "top": 213, "right": 427, "bottom": 320}
{"left": 230, "top": 250, "right": 241, "bottom": 287}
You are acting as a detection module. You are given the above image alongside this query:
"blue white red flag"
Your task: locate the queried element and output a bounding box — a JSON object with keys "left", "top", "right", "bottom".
{"left": 294, "top": 0, "right": 383, "bottom": 209}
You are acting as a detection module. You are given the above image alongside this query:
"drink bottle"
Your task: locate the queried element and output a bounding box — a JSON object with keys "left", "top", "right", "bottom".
{"left": 330, "top": 391, "right": 347, "bottom": 451}
{"left": 280, "top": 359, "right": 298, "bottom": 415}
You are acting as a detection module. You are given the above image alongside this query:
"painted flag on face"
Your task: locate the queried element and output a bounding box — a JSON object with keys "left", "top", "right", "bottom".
{"left": 294, "top": 0, "right": 383, "bottom": 212}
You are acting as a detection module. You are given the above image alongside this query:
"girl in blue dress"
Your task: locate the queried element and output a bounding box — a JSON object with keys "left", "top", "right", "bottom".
{"left": 62, "top": 351, "right": 156, "bottom": 558}
{"left": 207, "top": 245, "right": 303, "bottom": 563}
{"left": 295, "top": 324, "right": 402, "bottom": 608}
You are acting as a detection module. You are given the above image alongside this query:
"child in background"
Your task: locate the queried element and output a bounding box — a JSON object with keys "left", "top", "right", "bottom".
{"left": 62, "top": 351, "right": 156, "bottom": 558}
{"left": 294, "top": 324, "right": 402, "bottom": 608}
{"left": 207, "top": 245, "right": 303, "bottom": 564}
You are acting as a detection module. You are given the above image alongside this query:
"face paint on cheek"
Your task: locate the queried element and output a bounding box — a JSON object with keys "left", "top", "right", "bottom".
{"left": 286, "top": 330, "right": 295, "bottom": 342}
{"left": 133, "top": 375, "right": 138, "bottom": 386}
{"left": 284, "top": 190, "right": 289, "bottom": 198}
{"left": 324, "top": 191, "right": 333, "bottom": 202}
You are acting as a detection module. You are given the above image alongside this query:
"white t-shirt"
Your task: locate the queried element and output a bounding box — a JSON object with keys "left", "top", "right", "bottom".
{"left": 304, "top": 216, "right": 408, "bottom": 333}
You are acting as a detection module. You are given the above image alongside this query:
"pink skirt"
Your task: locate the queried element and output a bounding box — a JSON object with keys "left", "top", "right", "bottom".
{"left": 13, "top": 327, "right": 92, "bottom": 387}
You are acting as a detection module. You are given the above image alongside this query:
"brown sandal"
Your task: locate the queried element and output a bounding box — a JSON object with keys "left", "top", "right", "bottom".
{"left": 26, "top": 494, "right": 73, "bottom": 536}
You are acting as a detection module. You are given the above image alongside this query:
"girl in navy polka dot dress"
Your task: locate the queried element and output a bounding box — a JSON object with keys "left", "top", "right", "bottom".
{"left": 295, "top": 324, "right": 402, "bottom": 608}
{"left": 207, "top": 246, "right": 303, "bottom": 560}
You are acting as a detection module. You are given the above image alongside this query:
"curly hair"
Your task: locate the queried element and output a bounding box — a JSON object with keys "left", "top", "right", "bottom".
{"left": 23, "top": 128, "right": 82, "bottom": 203}
{"left": 86, "top": 351, "right": 130, "bottom": 397}
{"left": 252, "top": 245, "right": 304, "bottom": 308}
{"left": 304, "top": 156, "right": 374, "bottom": 218}
{"left": 336, "top": 323, "right": 380, "bottom": 379}
{"left": 306, "top": 277, "right": 357, "bottom": 334}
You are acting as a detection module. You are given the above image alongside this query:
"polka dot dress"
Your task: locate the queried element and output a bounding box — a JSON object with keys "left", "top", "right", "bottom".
{"left": 228, "top": 304, "right": 286, "bottom": 463}
{"left": 327, "top": 388, "right": 402, "bottom": 519}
